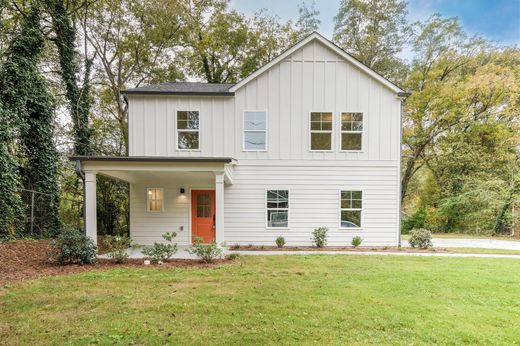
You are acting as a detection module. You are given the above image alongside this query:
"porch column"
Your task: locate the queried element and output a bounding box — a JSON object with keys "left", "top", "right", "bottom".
{"left": 215, "top": 172, "right": 225, "bottom": 245}
{"left": 84, "top": 171, "right": 97, "bottom": 244}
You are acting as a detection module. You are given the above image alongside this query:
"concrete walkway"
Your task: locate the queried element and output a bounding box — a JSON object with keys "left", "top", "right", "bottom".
{"left": 403, "top": 238, "right": 520, "bottom": 251}
{"left": 99, "top": 242, "right": 520, "bottom": 260}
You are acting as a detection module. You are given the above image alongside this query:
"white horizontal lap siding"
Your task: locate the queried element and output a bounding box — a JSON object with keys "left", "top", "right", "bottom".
{"left": 224, "top": 163, "right": 399, "bottom": 247}
{"left": 130, "top": 175, "right": 214, "bottom": 246}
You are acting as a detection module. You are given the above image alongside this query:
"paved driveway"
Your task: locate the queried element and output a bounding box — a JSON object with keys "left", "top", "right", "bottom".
{"left": 404, "top": 238, "right": 520, "bottom": 251}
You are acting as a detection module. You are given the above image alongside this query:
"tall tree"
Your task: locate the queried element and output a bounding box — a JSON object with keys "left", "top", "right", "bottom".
{"left": 47, "top": 0, "right": 93, "bottom": 156}
{"left": 82, "top": 0, "right": 184, "bottom": 154}
{"left": 401, "top": 14, "right": 519, "bottom": 204}
{"left": 333, "top": 0, "right": 409, "bottom": 81}
{"left": 0, "top": 8, "right": 61, "bottom": 235}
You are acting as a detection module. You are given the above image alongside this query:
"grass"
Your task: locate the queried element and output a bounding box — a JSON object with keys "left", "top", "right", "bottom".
{"left": 2, "top": 255, "right": 520, "bottom": 344}
{"left": 445, "top": 247, "right": 520, "bottom": 255}
{"left": 402, "top": 233, "right": 519, "bottom": 241}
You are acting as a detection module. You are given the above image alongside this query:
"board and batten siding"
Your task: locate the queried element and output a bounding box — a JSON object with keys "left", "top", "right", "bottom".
{"left": 128, "top": 40, "right": 401, "bottom": 162}
{"left": 127, "top": 38, "right": 402, "bottom": 246}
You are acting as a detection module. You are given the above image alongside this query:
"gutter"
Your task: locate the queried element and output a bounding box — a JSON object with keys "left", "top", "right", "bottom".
{"left": 74, "top": 160, "right": 87, "bottom": 235}
{"left": 397, "top": 92, "right": 411, "bottom": 247}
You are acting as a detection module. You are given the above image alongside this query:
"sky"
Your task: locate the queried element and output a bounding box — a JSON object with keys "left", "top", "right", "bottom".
{"left": 230, "top": 0, "right": 520, "bottom": 56}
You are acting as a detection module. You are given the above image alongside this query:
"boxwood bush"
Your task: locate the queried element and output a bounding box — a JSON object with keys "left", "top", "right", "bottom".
{"left": 48, "top": 229, "right": 97, "bottom": 265}
{"left": 408, "top": 228, "right": 433, "bottom": 249}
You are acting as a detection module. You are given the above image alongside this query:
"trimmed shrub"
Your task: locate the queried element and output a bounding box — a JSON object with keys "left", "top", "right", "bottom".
{"left": 142, "top": 232, "right": 178, "bottom": 262}
{"left": 311, "top": 227, "right": 328, "bottom": 247}
{"left": 188, "top": 237, "right": 223, "bottom": 263}
{"left": 351, "top": 236, "right": 363, "bottom": 247}
{"left": 103, "top": 235, "right": 132, "bottom": 263}
{"left": 408, "top": 228, "right": 433, "bottom": 249}
{"left": 48, "top": 229, "right": 97, "bottom": 265}
{"left": 275, "top": 236, "right": 285, "bottom": 248}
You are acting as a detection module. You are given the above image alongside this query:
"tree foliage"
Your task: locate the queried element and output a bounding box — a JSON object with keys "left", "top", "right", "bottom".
{"left": 47, "top": 0, "right": 93, "bottom": 156}
{"left": 333, "top": 0, "right": 410, "bottom": 83}
{"left": 0, "top": 7, "right": 60, "bottom": 236}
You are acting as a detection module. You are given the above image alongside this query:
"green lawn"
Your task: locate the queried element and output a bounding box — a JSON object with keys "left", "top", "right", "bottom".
{"left": 2, "top": 255, "right": 520, "bottom": 345}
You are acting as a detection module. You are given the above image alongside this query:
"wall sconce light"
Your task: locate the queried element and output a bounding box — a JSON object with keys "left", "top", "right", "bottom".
{"left": 180, "top": 188, "right": 185, "bottom": 194}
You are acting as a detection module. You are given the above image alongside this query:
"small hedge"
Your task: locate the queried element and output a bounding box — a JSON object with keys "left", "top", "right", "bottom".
{"left": 48, "top": 229, "right": 97, "bottom": 265}
{"left": 408, "top": 228, "right": 433, "bottom": 249}
{"left": 275, "top": 236, "right": 286, "bottom": 248}
{"left": 311, "top": 227, "right": 328, "bottom": 247}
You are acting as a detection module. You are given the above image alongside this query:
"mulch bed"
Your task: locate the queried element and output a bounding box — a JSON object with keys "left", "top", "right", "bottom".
{"left": 230, "top": 245, "right": 450, "bottom": 253}
{"left": 0, "top": 239, "right": 228, "bottom": 287}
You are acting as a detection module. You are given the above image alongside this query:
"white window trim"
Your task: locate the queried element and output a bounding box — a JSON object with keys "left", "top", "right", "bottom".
{"left": 309, "top": 111, "right": 334, "bottom": 152}
{"left": 340, "top": 111, "right": 364, "bottom": 153}
{"left": 243, "top": 110, "right": 268, "bottom": 152}
{"left": 265, "top": 188, "right": 290, "bottom": 230}
{"left": 176, "top": 110, "right": 201, "bottom": 151}
{"left": 147, "top": 187, "right": 164, "bottom": 212}
{"left": 338, "top": 189, "right": 364, "bottom": 230}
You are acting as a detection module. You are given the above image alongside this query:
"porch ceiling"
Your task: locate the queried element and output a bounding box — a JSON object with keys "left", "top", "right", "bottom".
{"left": 69, "top": 156, "right": 235, "bottom": 184}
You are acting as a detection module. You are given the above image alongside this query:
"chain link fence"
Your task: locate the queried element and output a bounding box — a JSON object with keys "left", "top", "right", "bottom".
{"left": 19, "top": 189, "right": 82, "bottom": 237}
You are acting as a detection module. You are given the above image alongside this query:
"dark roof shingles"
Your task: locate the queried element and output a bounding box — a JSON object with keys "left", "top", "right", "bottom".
{"left": 123, "top": 82, "right": 234, "bottom": 95}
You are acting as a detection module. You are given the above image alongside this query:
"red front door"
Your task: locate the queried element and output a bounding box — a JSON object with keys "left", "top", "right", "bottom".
{"left": 191, "top": 190, "right": 216, "bottom": 243}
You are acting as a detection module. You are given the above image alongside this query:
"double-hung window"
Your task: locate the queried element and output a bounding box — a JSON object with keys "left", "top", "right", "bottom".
{"left": 244, "top": 111, "right": 267, "bottom": 150}
{"left": 340, "top": 190, "right": 362, "bottom": 228}
{"left": 310, "top": 112, "right": 333, "bottom": 150}
{"left": 147, "top": 188, "right": 164, "bottom": 212}
{"left": 266, "top": 190, "right": 289, "bottom": 228}
{"left": 341, "top": 112, "right": 363, "bottom": 151}
{"left": 177, "top": 111, "right": 199, "bottom": 150}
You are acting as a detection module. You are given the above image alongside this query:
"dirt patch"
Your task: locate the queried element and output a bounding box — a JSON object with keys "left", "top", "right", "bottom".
{"left": 0, "top": 239, "right": 229, "bottom": 287}
{"left": 229, "top": 245, "right": 450, "bottom": 253}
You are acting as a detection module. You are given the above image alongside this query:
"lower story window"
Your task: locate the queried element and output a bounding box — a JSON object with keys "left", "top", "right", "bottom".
{"left": 340, "top": 190, "right": 362, "bottom": 228}
{"left": 147, "top": 188, "right": 164, "bottom": 212}
{"left": 267, "top": 190, "right": 289, "bottom": 228}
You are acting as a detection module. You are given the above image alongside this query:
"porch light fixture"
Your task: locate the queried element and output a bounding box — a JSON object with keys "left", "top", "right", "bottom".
{"left": 180, "top": 188, "right": 185, "bottom": 194}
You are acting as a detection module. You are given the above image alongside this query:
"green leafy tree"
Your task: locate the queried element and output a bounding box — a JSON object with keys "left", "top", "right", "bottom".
{"left": 333, "top": 0, "right": 410, "bottom": 82}
{"left": 401, "top": 14, "right": 519, "bottom": 204}
{"left": 0, "top": 8, "right": 61, "bottom": 236}
{"left": 47, "top": 0, "right": 93, "bottom": 156}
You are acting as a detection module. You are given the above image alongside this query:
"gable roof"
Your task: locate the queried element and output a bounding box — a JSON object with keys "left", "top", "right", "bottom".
{"left": 122, "top": 32, "right": 408, "bottom": 97}
{"left": 124, "top": 82, "right": 234, "bottom": 96}
{"left": 229, "top": 32, "right": 406, "bottom": 95}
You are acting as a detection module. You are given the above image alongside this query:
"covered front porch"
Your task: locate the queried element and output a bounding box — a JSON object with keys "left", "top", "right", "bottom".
{"left": 70, "top": 156, "right": 235, "bottom": 246}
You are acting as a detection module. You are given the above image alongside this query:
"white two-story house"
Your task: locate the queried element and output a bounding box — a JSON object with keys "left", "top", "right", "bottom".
{"left": 71, "top": 32, "right": 410, "bottom": 247}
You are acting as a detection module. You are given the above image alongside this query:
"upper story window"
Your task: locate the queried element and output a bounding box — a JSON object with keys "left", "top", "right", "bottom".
{"left": 266, "top": 190, "right": 289, "bottom": 228}
{"left": 244, "top": 111, "right": 267, "bottom": 151}
{"left": 340, "top": 190, "right": 362, "bottom": 228}
{"left": 341, "top": 112, "right": 363, "bottom": 151}
{"left": 310, "top": 112, "right": 333, "bottom": 151}
{"left": 177, "top": 111, "right": 199, "bottom": 150}
{"left": 147, "top": 188, "right": 164, "bottom": 212}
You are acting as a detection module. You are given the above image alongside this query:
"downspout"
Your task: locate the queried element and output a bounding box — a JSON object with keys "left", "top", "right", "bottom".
{"left": 74, "top": 160, "right": 86, "bottom": 235}
{"left": 397, "top": 92, "right": 411, "bottom": 248}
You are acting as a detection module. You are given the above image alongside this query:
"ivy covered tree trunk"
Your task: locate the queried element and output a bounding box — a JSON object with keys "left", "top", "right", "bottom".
{"left": 0, "top": 101, "right": 24, "bottom": 238}
{"left": 0, "top": 8, "right": 60, "bottom": 236}
{"left": 48, "top": 0, "right": 93, "bottom": 156}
